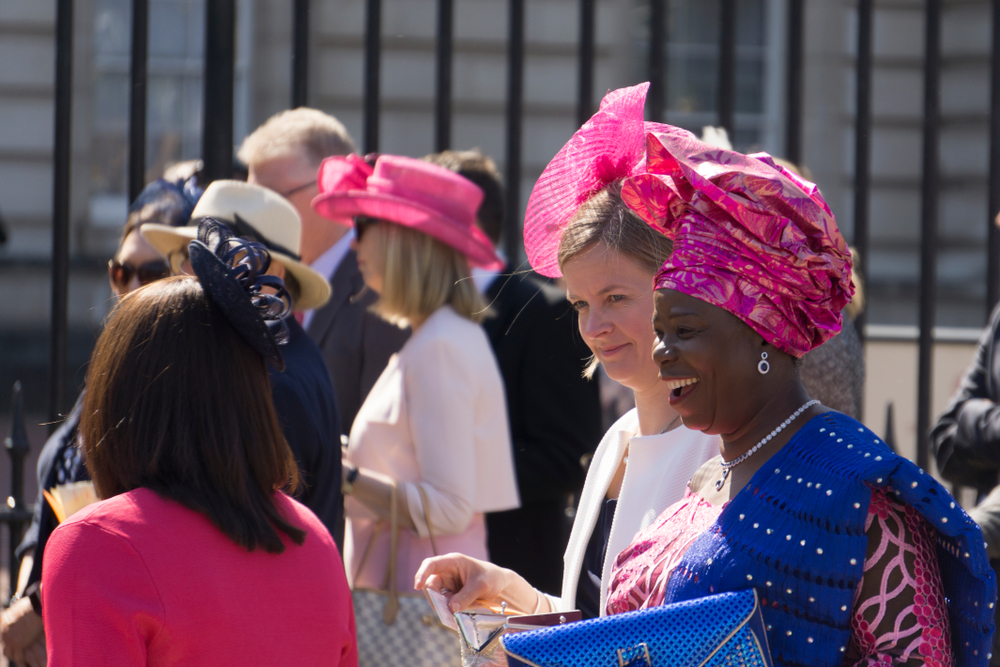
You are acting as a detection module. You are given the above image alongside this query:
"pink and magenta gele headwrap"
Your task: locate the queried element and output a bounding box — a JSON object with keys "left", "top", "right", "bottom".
{"left": 522, "top": 82, "right": 687, "bottom": 278}
{"left": 622, "top": 130, "right": 853, "bottom": 358}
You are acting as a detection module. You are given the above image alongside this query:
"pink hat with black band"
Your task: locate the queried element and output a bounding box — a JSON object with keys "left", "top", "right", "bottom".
{"left": 312, "top": 154, "right": 503, "bottom": 270}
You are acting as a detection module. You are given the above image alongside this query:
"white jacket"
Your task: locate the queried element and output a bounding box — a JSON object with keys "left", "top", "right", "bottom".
{"left": 346, "top": 306, "right": 519, "bottom": 590}
{"left": 547, "top": 408, "right": 720, "bottom": 615}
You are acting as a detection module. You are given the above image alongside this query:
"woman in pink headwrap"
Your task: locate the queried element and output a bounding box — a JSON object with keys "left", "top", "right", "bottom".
{"left": 599, "top": 128, "right": 994, "bottom": 667}
{"left": 419, "top": 84, "right": 993, "bottom": 666}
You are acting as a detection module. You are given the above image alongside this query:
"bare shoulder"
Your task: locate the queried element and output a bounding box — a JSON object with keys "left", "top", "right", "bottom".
{"left": 688, "top": 455, "right": 723, "bottom": 495}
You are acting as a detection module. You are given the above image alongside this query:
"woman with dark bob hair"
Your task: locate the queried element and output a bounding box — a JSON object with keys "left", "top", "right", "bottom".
{"left": 41, "top": 221, "right": 357, "bottom": 666}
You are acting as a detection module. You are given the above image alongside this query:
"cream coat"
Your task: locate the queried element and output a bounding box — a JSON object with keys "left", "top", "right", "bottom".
{"left": 547, "top": 408, "right": 720, "bottom": 615}
{"left": 345, "top": 306, "right": 520, "bottom": 591}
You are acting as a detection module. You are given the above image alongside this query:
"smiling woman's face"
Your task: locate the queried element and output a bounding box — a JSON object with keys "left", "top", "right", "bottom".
{"left": 651, "top": 288, "right": 768, "bottom": 437}
{"left": 562, "top": 242, "right": 660, "bottom": 393}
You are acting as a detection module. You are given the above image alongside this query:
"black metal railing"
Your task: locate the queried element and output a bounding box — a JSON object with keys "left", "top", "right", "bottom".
{"left": 1, "top": 383, "right": 34, "bottom": 604}
{"left": 435, "top": 0, "right": 455, "bottom": 151}
{"left": 917, "top": 0, "right": 942, "bottom": 472}
{"left": 292, "top": 0, "right": 310, "bottom": 109}
{"left": 785, "top": 0, "right": 805, "bottom": 166}
{"left": 40, "top": 0, "right": 1000, "bottom": 505}
{"left": 363, "top": 0, "right": 382, "bottom": 155}
{"left": 853, "top": 0, "right": 873, "bottom": 342}
{"left": 128, "top": 0, "right": 149, "bottom": 204}
{"left": 990, "top": 0, "right": 1000, "bottom": 317}
{"left": 718, "top": 0, "right": 736, "bottom": 137}
{"left": 647, "top": 0, "right": 666, "bottom": 123}
{"left": 49, "top": 0, "right": 73, "bottom": 432}
{"left": 504, "top": 0, "right": 526, "bottom": 265}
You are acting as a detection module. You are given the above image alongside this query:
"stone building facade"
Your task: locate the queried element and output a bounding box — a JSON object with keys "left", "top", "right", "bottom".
{"left": 0, "top": 0, "right": 995, "bottom": 413}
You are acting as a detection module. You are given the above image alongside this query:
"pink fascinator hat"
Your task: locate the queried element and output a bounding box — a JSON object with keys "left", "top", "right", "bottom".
{"left": 523, "top": 82, "right": 686, "bottom": 278}
{"left": 312, "top": 153, "right": 503, "bottom": 270}
{"left": 622, "top": 131, "right": 854, "bottom": 358}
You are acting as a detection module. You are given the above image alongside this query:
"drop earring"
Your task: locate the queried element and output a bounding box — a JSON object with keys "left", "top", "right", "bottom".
{"left": 757, "top": 351, "right": 770, "bottom": 375}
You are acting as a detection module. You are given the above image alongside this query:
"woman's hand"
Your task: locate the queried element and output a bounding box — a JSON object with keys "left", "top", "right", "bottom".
{"left": 414, "top": 553, "right": 549, "bottom": 615}
{"left": 0, "top": 597, "right": 45, "bottom": 667}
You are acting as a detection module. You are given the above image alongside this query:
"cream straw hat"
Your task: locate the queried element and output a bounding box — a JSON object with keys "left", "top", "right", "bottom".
{"left": 142, "top": 180, "right": 331, "bottom": 311}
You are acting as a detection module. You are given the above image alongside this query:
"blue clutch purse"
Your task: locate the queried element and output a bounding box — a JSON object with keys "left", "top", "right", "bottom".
{"left": 500, "top": 589, "right": 772, "bottom": 667}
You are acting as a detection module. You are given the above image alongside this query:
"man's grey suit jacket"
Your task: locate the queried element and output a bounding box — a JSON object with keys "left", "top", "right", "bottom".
{"left": 306, "top": 249, "right": 410, "bottom": 436}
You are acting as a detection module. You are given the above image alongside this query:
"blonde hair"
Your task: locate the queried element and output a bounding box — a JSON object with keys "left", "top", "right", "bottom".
{"left": 237, "top": 108, "right": 357, "bottom": 168}
{"left": 373, "top": 222, "right": 487, "bottom": 328}
{"left": 558, "top": 181, "right": 672, "bottom": 276}
{"left": 557, "top": 181, "right": 673, "bottom": 378}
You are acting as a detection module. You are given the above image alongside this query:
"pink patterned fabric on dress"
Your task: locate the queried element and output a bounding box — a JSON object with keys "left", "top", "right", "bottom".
{"left": 849, "top": 490, "right": 953, "bottom": 667}
{"left": 621, "top": 131, "right": 854, "bottom": 357}
{"left": 605, "top": 488, "right": 721, "bottom": 615}
{"left": 606, "top": 488, "right": 952, "bottom": 666}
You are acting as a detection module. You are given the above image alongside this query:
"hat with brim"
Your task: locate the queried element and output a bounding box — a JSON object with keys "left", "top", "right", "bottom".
{"left": 141, "top": 180, "right": 332, "bottom": 311}
{"left": 312, "top": 154, "right": 503, "bottom": 270}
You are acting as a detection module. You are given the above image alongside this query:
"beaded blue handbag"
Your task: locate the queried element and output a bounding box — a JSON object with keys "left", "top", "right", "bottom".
{"left": 500, "top": 589, "right": 772, "bottom": 667}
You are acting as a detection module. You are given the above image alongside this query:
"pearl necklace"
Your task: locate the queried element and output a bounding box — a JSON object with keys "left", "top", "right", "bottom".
{"left": 716, "top": 400, "right": 820, "bottom": 491}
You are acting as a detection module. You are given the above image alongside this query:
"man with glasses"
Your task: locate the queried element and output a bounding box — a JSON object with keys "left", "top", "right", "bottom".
{"left": 238, "top": 108, "right": 409, "bottom": 436}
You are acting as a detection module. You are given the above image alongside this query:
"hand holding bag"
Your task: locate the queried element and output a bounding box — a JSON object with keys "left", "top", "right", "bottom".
{"left": 500, "top": 589, "right": 772, "bottom": 667}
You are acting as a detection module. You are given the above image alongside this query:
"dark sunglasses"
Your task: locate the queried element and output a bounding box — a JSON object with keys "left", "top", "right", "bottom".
{"left": 354, "top": 217, "right": 380, "bottom": 242}
{"left": 108, "top": 258, "right": 170, "bottom": 290}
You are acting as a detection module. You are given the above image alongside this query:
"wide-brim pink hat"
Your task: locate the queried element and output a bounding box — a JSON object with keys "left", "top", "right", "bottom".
{"left": 312, "top": 154, "right": 503, "bottom": 270}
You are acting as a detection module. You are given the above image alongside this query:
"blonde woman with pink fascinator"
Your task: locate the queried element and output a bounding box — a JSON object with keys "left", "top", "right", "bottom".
{"left": 415, "top": 83, "right": 719, "bottom": 621}
{"left": 313, "top": 154, "right": 519, "bottom": 666}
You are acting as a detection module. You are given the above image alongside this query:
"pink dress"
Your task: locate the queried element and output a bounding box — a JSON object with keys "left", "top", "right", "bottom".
{"left": 43, "top": 488, "right": 358, "bottom": 667}
{"left": 607, "top": 487, "right": 952, "bottom": 666}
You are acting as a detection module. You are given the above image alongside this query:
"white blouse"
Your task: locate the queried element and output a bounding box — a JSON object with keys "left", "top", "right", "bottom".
{"left": 552, "top": 408, "right": 720, "bottom": 615}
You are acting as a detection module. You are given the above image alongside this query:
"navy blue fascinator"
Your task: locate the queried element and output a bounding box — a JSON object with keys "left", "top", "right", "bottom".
{"left": 188, "top": 218, "right": 291, "bottom": 370}
{"left": 130, "top": 177, "right": 204, "bottom": 228}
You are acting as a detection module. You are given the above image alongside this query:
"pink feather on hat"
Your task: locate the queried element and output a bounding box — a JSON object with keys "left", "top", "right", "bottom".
{"left": 622, "top": 129, "right": 854, "bottom": 358}
{"left": 523, "top": 82, "right": 687, "bottom": 278}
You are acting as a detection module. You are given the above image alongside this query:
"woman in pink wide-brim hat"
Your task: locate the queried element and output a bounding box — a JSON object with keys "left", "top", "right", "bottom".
{"left": 313, "top": 154, "right": 518, "bottom": 667}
